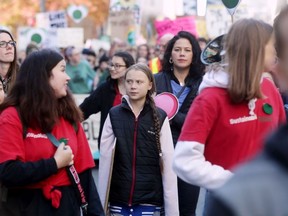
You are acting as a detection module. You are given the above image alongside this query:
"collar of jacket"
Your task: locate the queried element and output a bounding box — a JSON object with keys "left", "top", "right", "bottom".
{"left": 120, "top": 95, "right": 152, "bottom": 117}
{"left": 164, "top": 70, "right": 202, "bottom": 87}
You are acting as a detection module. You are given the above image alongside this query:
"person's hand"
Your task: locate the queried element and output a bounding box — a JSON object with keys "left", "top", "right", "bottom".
{"left": 54, "top": 143, "right": 74, "bottom": 169}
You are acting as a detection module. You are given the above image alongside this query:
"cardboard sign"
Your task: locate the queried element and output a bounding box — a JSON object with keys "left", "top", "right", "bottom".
{"left": 17, "top": 27, "right": 57, "bottom": 50}
{"left": 17, "top": 27, "right": 83, "bottom": 49}
{"left": 56, "top": 28, "right": 84, "bottom": 48}
{"left": 108, "top": 10, "right": 136, "bottom": 42}
{"left": 74, "top": 94, "right": 100, "bottom": 160}
{"left": 205, "top": 4, "right": 248, "bottom": 38}
{"left": 36, "top": 10, "right": 68, "bottom": 28}
{"left": 67, "top": 4, "right": 88, "bottom": 23}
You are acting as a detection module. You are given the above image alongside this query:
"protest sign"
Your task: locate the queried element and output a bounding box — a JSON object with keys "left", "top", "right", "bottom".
{"left": 74, "top": 94, "right": 100, "bottom": 160}
{"left": 17, "top": 27, "right": 57, "bottom": 50}
{"left": 56, "top": 28, "right": 84, "bottom": 48}
{"left": 36, "top": 10, "right": 67, "bottom": 28}
{"left": 107, "top": 10, "right": 136, "bottom": 44}
{"left": 154, "top": 16, "right": 198, "bottom": 39}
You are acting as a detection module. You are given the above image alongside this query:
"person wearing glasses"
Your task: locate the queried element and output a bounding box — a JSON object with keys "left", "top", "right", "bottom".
{"left": 80, "top": 52, "right": 135, "bottom": 148}
{"left": 0, "top": 29, "right": 18, "bottom": 95}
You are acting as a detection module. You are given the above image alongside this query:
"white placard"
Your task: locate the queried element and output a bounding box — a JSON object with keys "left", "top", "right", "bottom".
{"left": 36, "top": 10, "right": 68, "bottom": 28}
{"left": 74, "top": 94, "right": 100, "bottom": 160}
{"left": 17, "top": 27, "right": 57, "bottom": 50}
{"left": 56, "top": 28, "right": 84, "bottom": 48}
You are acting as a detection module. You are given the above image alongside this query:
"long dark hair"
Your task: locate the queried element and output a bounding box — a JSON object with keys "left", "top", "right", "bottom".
{"left": 162, "top": 31, "right": 205, "bottom": 79}
{"left": 0, "top": 49, "right": 82, "bottom": 132}
{"left": 125, "top": 63, "right": 163, "bottom": 162}
{"left": 113, "top": 51, "right": 135, "bottom": 68}
{"left": 0, "top": 29, "right": 18, "bottom": 93}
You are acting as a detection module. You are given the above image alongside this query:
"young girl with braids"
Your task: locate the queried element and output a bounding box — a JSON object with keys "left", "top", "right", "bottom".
{"left": 99, "top": 63, "right": 179, "bottom": 216}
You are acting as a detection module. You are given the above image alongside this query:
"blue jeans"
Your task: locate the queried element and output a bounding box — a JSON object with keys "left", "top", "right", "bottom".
{"left": 203, "top": 190, "right": 211, "bottom": 216}
{"left": 109, "top": 203, "right": 162, "bottom": 216}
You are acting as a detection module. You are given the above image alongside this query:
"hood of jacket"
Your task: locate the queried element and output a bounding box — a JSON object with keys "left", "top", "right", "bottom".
{"left": 198, "top": 65, "right": 229, "bottom": 93}
{"left": 198, "top": 64, "right": 259, "bottom": 116}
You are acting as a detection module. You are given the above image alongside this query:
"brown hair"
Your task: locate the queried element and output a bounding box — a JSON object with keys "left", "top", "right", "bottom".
{"left": 274, "top": 6, "right": 288, "bottom": 59}
{"left": 125, "top": 63, "right": 163, "bottom": 167}
{"left": 225, "top": 19, "right": 273, "bottom": 103}
{"left": 0, "top": 49, "right": 82, "bottom": 133}
{"left": 0, "top": 29, "right": 18, "bottom": 94}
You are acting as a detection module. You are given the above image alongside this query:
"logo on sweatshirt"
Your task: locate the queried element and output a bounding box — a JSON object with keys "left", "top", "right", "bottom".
{"left": 26, "top": 133, "right": 47, "bottom": 139}
{"left": 147, "top": 130, "right": 155, "bottom": 135}
{"left": 229, "top": 115, "right": 257, "bottom": 125}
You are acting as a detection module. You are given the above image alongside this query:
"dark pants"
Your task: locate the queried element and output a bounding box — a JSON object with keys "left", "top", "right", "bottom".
{"left": 178, "top": 178, "right": 200, "bottom": 216}
{"left": 0, "top": 187, "right": 81, "bottom": 216}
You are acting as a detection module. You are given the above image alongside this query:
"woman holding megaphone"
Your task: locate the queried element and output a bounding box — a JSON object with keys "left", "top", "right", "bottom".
{"left": 154, "top": 31, "right": 205, "bottom": 216}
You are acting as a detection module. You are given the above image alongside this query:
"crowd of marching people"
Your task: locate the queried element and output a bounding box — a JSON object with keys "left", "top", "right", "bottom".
{"left": 1, "top": 5, "right": 288, "bottom": 216}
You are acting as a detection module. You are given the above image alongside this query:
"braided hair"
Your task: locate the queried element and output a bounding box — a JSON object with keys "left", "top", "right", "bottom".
{"left": 125, "top": 63, "right": 163, "bottom": 169}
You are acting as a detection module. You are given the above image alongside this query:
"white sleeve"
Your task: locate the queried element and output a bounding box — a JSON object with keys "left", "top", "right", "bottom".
{"left": 172, "top": 141, "right": 233, "bottom": 190}
{"left": 160, "top": 117, "right": 179, "bottom": 216}
{"left": 98, "top": 114, "right": 116, "bottom": 208}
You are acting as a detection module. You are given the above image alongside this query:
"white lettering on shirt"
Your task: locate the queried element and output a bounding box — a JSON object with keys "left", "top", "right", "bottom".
{"left": 229, "top": 115, "right": 257, "bottom": 125}
{"left": 26, "top": 132, "right": 47, "bottom": 139}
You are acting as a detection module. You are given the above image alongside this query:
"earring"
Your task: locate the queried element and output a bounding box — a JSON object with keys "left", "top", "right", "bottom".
{"left": 169, "top": 57, "right": 173, "bottom": 64}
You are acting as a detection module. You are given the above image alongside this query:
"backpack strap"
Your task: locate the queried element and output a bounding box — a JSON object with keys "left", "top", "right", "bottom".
{"left": 46, "top": 133, "right": 88, "bottom": 213}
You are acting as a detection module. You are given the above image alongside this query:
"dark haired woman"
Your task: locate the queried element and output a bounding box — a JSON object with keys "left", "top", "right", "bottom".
{"left": 154, "top": 31, "right": 205, "bottom": 216}
{"left": 0, "top": 49, "right": 104, "bottom": 216}
{"left": 80, "top": 51, "right": 135, "bottom": 147}
{"left": 0, "top": 29, "right": 18, "bottom": 94}
{"left": 99, "top": 63, "right": 179, "bottom": 215}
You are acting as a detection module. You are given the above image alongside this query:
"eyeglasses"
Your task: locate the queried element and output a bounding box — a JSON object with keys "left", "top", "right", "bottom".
{"left": 0, "top": 40, "right": 16, "bottom": 48}
{"left": 109, "top": 64, "right": 126, "bottom": 70}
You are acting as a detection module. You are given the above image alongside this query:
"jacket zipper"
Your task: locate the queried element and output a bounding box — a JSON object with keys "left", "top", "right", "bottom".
{"left": 128, "top": 118, "right": 138, "bottom": 206}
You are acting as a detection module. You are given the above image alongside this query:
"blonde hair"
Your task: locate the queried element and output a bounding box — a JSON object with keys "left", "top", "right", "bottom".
{"left": 224, "top": 19, "right": 273, "bottom": 103}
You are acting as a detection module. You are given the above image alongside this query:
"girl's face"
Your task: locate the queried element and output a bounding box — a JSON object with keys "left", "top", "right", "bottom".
{"left": 0, "top": 82, "right": 4, "bottom": 104}
{"left": 109, "top": 56, "right": 127, "bottom": 80}
{"left": 264, "top": 36, "right": 277, "bottom": 72}
{"left": 0, "top": 32, "right": 15, "bottom": 64}
{"left": 171, "top": 38, "right": 193, "bottom": 70}
{"left": 49, "top": 59, "right": 70, "bottom": 98}
{"left": 125, "top": 69, "right": 152, "bottom": 103}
